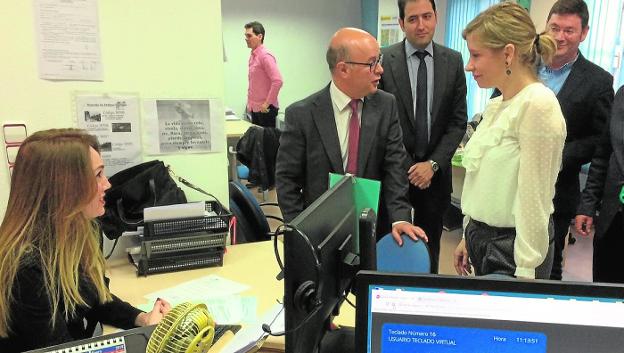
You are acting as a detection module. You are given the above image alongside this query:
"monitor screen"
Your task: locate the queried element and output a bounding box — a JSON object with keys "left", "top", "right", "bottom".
{"left": 355, "top": 271, "right": 624, "bottom": 353}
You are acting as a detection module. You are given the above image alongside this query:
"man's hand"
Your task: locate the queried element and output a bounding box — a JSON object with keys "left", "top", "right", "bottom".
{"left": 575, "top": 215, "right": 594, "bottom": 237}
{"left": 453, "top": 239, "right": 472, "bottom": 276}
{"left": 408, "top": 162, "right": 434, "bottom": 189}
{"left": 391, "top": 222, "right": 428, "bottom": 246}
{"left": 260, "top": 102, "right": 270, "bottom": 113}
{"left": 135, "top": 298, "right": 172, "bottom": 326}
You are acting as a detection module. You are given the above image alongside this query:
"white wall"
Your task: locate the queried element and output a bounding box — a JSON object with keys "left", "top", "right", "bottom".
{"left": 221, "top": 0, "right": 362, "bottom": 115}
{"left": 378, "top": 0, "right": 448, "bottom": 46}
{"left": 530, "top": 0, "right": 557, "bottom": 31}
{"left": 0, "top": 1, "right": 229, "bottom": 219}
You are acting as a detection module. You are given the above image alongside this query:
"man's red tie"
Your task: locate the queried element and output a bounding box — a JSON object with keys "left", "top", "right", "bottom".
{"left": 346, "top": 99, "right": 360, "bottom": 175}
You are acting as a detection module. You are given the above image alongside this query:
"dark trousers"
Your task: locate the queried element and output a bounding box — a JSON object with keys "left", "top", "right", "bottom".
{"left": 250, "top": 104, "right": 278, "bottom": 128}
{"left": 593, "top": 210, "right": 624, "bottom": 283}
{"left": 409, "top": 186, "right": 449, "bottom": 274}
{"left": 465, "top": 218, "right": 554, "bottom": 279}
{"left": 550, "top": 212, "right": 574, "bottom": 280}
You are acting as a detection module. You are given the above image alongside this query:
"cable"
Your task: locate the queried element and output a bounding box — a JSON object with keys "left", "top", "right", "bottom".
{"left": 343, "top": 294, "right": 356, "bottom": 309}
{"left": 264, "top": 223, "right": 325, "bottom": 337}
{"left": 274, "top": 224, "right": 323, "bottom": 300}
{"left": 262, "top": 303, "right": 323, "bottom": 337}
{"left": 104, "top": 238, "right": 118, "bottom": 260}
{"left": 127, "top": 253, "right": 138, "bottom": 270}
{"left": 272, "top": 224, "right": 288, "bottom": 276}
{"left": 342, "top": 282, "right": 356, "bottom": 309}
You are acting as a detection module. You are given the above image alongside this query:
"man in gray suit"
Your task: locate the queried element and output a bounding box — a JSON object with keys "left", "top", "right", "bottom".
{"left": 276, "top": 27, "right": 427, "bottom": 245}
{"left": 576, "top": 86, "right": 624, "bottom": 283}
{"left": 379, "top": 0, "right": 467, "bottom": 272}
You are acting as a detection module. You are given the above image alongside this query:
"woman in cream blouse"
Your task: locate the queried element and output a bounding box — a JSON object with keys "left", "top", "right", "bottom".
{"left": 453, "top": 2, "right": 566, "bottom": 279}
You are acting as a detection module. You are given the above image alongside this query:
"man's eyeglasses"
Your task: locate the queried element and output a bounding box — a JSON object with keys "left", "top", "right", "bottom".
{"left": 548, "top": 25, "right": 578, "bottom": 36}
{"left": 344, "top": 54, "right": 384, "bottom": 72}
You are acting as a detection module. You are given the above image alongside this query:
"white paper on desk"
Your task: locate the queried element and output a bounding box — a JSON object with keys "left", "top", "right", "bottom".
{"left": 219, "top": 303, "right": 285, "bottom": 353}
{"left": 143, "top": 201, "right": 207, "bottom": 222}
{"left": 144, "top": 275, "right": 250, "bottom": 304}
{"left": 138, "top": 295, "right": 257, "bottom": 325}
{"left": 206, "top": 296, "right": 257, "bottom": 324}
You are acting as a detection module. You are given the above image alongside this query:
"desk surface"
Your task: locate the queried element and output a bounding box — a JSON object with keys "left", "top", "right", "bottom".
{"left": 107, "top": 240, "right": 355, "bottom": 352}
{"left": 225, "top": 119, "right": 252, "bottom": 138}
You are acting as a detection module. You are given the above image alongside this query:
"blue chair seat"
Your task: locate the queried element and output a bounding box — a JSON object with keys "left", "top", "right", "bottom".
{"left": 377, "top": 233, "right": 432, "bottom": 274}
{"left": 237, "top": 165, "right": 250, "bottom": 180}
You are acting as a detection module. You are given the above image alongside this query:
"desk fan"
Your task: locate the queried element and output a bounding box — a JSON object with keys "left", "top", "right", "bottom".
{"left": 146, "top": 302, "right": 216, "bottom": 353}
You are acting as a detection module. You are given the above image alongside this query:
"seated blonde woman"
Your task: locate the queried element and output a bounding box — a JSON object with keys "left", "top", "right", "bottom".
{"left": 0, "top": 129, "right": 170, "bottom": 352}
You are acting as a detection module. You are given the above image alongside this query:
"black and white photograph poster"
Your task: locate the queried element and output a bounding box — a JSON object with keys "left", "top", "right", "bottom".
{"left": 143, "top": 98, "right": 224, "bottom": 155}
{"left": 75, "top": 93, "right": 142, "bottom": 176}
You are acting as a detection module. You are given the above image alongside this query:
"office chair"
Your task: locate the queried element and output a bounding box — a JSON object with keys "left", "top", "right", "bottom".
{"left": 237, "top": 164, "right": 250, "bottom": 180}
{"left": 228, "top": 198, "right": 254, "bottom": 244}
{"left": 376, "top": 233, "right": 432, "bottom": 274}
{"left": 228, "top": 180, "right": 282, "bottom": 243}
{"left": 227, "top": 146, "right": 250, "bottom": 181}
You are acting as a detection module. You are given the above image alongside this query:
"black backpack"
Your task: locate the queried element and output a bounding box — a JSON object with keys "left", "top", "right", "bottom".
{"left": 99, "top": 160, "right": 187, "bottom": 240}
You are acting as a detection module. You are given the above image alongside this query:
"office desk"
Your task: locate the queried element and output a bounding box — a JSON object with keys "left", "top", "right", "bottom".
{"left": 107, "top": 240, "right": 355, "bottom": 352}
{"left": 226, "top": 119, "right": 253, "bottom": 138}
{"left": 225, "top": 119, "right": 252, "bottom": 181}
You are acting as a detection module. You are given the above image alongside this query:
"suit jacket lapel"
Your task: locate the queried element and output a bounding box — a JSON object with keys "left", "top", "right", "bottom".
{"left": 557, "top": 53, "right": 588, "bottom": 104}
{"left": 431, "top": 42, "right": 448, "bottom": 126}
{"left": 358, "top": 95, "right": 381, "bottom": 174}
{"left": 312, "top": 86, "right": 345, "bottom": 174}
{"left": 390, "top": 40, "right": 416, "bottom": 129}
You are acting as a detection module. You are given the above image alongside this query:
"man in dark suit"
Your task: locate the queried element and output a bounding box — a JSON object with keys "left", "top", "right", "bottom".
{"left": 276, "top": 27, "right": 427, "bottom": 245}
{"left": 379, "top": 0, "right": 467, "bottom": 273}
{"left": 576, "top": 86, "right": 624, "bottom": 283}
{"left": 540, "top": 0, "right": 614, "bottom": 280}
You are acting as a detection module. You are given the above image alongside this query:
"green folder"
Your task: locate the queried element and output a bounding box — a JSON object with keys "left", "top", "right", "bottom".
{"left": 329, "top": 173, "right": 381, "bottom": 250}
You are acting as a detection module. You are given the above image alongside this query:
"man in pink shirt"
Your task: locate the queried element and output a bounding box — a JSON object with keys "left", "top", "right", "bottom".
{"left": 245, "top": 21, "right": 283, "bottom": 128}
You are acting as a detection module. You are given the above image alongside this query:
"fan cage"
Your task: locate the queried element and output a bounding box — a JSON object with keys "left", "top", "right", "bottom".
{"left": 147, "top": 302, "right": 215, "bottom": 353}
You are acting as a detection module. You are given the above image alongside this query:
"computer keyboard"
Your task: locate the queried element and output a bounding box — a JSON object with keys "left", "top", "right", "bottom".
{"left": 214, "top": 324, "right": 242, "bottom": 343}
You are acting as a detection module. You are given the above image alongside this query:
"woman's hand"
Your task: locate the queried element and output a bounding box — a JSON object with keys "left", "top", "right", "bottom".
{"left": 453, "top": 239, "right": 472, "bottom": 276}
{"left": 135, "top": 298, "right": 172, "bottom": 326}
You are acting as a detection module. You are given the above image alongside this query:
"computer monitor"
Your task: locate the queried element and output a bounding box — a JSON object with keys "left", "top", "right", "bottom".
{"left": 355, "top": 271, "right": 624, "bottom": 353}
{"left": 284, "top": 175, "right": 362, "bottom": 353}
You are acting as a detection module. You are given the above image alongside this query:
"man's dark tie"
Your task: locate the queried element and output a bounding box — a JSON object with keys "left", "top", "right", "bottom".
{"left": 414, "top": 51, "right": 429, "bottom": 159}
{"left": 346, "top": 99, "right": 360, "bottom": 175}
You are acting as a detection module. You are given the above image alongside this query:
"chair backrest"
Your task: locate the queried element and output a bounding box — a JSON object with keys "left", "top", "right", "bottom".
{"left": 228, "top": 198, "right": 254, "bottom": 244}
{"left": 376, "top": 233, "right": 432, "bottom": 274}
{"left": 228, "top": 180, "right": 271, "bottom": 241}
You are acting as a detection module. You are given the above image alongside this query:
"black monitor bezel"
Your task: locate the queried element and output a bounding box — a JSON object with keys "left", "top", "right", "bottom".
{"left": 284, "top": 175, "right": 357, "bottom": 353}
{"left": 355, "top": 271, "right": 624, "bottom": 353}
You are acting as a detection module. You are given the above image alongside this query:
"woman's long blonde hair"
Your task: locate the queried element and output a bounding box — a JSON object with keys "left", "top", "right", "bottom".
{"left": 0, "top": 128, "right": 112, "bottom": 337}
{"left": 463, "top": 1, "right": 557, "bottom": 68}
